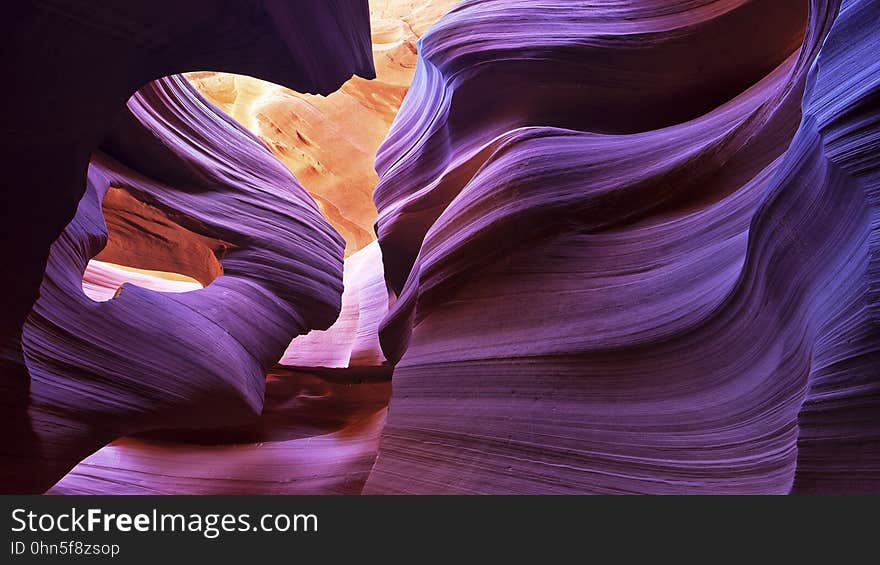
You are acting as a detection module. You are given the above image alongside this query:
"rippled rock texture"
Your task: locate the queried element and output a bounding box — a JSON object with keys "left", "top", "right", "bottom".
{"left": 3, "top": 0, "right": 880, "bottom": 494}
{"left": 1, "top": 1, "right": 375, "bottom": 494}
{"left": 364, "top": 0, "right": 880, "bottom": 494}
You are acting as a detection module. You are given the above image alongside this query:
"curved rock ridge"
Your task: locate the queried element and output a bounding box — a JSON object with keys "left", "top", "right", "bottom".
{"left": 790, "top": 0, "right": 880, "bottom": 493}
{"left": 49, "top": 373, "right": 391, "bottom": 495}
{"left": 372, "top": 0, "right": 812, "bottom": 361}
{"left": 1, "top": 75, "right": 348, "bottom": 493}
{"left": 363, "top": 0, "right": 880, "bottom": 494}
{"left": 282, "top": 241, "right": 389, "bottom": 369}
{"left": 2, "top": 1, "right": 374, "bottom": 494}
{"left": 5, "top": 0, "right": 880, "bottom": 496}
{"left": 0, "top": 0, "right": 374, "bottom": 347}
{"left": 51, "top": 241, "right": 392, "bottom": 495}
{"left": 187, "top": 0, "right": 459, "bottom": 256}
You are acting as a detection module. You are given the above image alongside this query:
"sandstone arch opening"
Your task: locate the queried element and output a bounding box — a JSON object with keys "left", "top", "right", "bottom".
{"left": 52, "top": 0, "right": 460, "bottom": 495}
{"left": 81, "top": 187, "right": 226, "bottom": 302}
{"left": 61, "top": 51, "right": 400, "bottom": 492}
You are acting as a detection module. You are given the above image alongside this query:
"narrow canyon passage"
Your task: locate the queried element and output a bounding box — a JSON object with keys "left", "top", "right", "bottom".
{"left": 3, "top": 0, "right": 880, "bottom": 495}
{"left": 47, "top": 1, "right": 457, "bottom": 495}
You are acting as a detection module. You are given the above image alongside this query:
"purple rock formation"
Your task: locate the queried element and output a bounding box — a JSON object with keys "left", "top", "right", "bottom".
{"left": 0, "top": 1, "right": 373, "bottom": 346}
{"left": 789, "top": 0, "right": 880, "bottom": 493}
{"left": 365, "top": 0, "right": 880, "bottom": 493}
{"left": 49, "top": 369, "right": 390, "bottom": 495}
{"left": 1, "top": 73, "right": 356, "bottom": 493}
{"left": 1, "top": 1, "right": 375, "bottom": 494}
{"left": 50, "top": 242, "right": 391, "bottom": 495}
{"left": 4, "top": 0, "right": 880, "bottom": 495}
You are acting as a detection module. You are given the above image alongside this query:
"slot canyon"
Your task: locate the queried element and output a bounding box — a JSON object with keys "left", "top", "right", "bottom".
{"left": 2, "top": 0, "right": 879, "bottom": 494}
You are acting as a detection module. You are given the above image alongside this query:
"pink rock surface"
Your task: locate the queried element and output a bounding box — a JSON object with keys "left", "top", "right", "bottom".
{"left": 82, "top": 261, "right": 202, "bottom": 303}
{"left": 4, "top": 0, "right": 880, "bottom": 495}
{"left": 282, "top": 242, "right": 389, "bottom": 369}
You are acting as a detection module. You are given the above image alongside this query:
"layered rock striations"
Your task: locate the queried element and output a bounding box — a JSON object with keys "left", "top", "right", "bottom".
{"left": 36, "top": 2, "right": 447, "bottom": 494}
{"left": 1, "top": 69, "right": 364, "bottom": 492}
{"left": 2, "top": 1, "right": 376, "bottom": 494}
{"left": 51, "top": 240, "right": 391, "bottom": 495}
{"left": 4, "top": 0, "right": 880, "bottom": 495}
{"left": 789, "top": 0, "right": 880, "bottom": 493}
{"left": 0, "top": 1, "right": 374, "bottom": 347}
{"left": 364, "top": 0, "right": 880, "bottom": 493}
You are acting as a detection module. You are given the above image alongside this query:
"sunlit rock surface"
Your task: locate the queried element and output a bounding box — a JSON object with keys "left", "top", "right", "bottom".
{"left": 282, "top": 242, "right": 389, "bottom": 369}
{"left": 1, "top": 0, "right": 374, "bottom": 492}
{"left": 188, "top": 0, "right": 459, "bottom": 255}
{"left": 0, "top": 0, "right": 373, "bottom": 347}
{"left": 82, "top": 262, "right": 202, "bottom": 303}
{"left": 4, "top": 0, "right": 880, "bottom": 495}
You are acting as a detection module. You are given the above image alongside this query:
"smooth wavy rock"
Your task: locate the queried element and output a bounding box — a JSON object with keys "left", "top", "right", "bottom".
{"left": 1, "top": 75, "right": 348, "bottom": 494}
{"left": 6, "top": 0, "right": 880, "bottom": 496}
{"left": 363, "top": 0, "right": 880, "bottom": 494}
{"left": 49, "top": 372, "right": 390, "bottom": 495}
{"left": 51, "top": 241, "right": 392, "bottom": 495}
{"left": 0, "top": 0, "right": 373, "bottom": 346}
{"left": 188, "top": 0, "right": 459, "bottom": 255}
{"left": 790, "top": 0, "right": 880, "bottom": 493}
